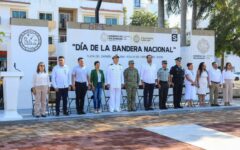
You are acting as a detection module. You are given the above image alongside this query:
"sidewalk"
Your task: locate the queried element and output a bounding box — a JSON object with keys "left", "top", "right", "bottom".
{"left": 1, "top": 99, "right": 240, "bottom": 124}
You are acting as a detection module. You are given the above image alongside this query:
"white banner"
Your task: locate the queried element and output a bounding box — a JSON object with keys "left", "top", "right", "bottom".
{"left": 66, "top": 29, "right": 181, "bottom": 73}
{"left": 10, "top": 25, "right": 48, "bottom": 109}
{"left": 191, "top": 35, "right": 215, "bottom": 71}
{"left": 181, "top": 34, "right": 215, "bottom": 72}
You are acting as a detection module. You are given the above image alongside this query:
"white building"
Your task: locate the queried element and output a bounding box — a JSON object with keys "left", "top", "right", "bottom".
{"left": 0, "top": 0, "right": 125, "bottom": 59}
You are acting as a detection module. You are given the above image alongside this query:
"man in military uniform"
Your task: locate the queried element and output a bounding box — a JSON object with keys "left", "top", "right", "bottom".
{"left": 170, "top": 57, "right": 185, "bottom": 109}
{"left": 157, "top": 60, "right": 170, "bottom": 110}
{"left": 107, "top": 54, "right": 124, "bottom": 112}
{"left": 124, "top": 60, "right": 140, "bottom": 111}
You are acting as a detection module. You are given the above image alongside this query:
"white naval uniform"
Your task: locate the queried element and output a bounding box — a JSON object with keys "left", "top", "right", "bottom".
{"left": 107, "top": 63, "right": 124, "bottom": 112}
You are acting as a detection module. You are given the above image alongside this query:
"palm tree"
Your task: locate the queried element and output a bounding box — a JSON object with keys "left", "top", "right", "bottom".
{"left": 158, "top": 0, "right": 165, "bottom": 28}
{"left": 180, "top": 0, "right": 187, "bottom": 46}
{"left": 191, "top": 0, "right": 215, "bottom": 30}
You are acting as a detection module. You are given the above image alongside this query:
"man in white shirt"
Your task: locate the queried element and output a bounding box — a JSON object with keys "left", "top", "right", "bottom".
{"left": 72, "top": 57, "right": 90, "bottom": 115}
{"left": 140, "top": 55, "right": 158, "bottom": 111}
{"left": 51, "top": 56, "right": 71, "bottom": 116}
{"left": 208, "top": 62, "right": 221, "bottom": 106}
{"left": 107, "top": 54, "right": 124, "bottom": 112}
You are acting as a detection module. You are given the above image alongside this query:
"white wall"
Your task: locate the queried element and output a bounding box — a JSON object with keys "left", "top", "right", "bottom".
{"left": 10, "top": 25, "right": 48, "bottom": 109}
{"left": 181, "top": 33, "right": 215, "bottom": 72}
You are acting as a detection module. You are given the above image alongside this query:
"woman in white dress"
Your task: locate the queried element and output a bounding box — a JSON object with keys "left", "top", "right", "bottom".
{"left": 221, "top": 62, "right": 235, "bottom": 106}
{"left": 185, "top": 63, "right": 196, "bottom": 107}
{"left": 196, "top": 62, "right": 210, "bottom": 106}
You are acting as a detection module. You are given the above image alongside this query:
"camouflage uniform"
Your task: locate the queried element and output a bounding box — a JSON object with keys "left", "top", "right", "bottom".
{"left": 124, "top": 60, "right": 140, "bottom": 111}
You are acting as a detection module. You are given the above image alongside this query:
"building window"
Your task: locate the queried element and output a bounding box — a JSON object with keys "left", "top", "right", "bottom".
{"left": 48, "top": 36, "right": 53, "bottom": 44}
{"left": 84, "top": 16, "right": 95, "bottom": 24}
{"left": 59, "top": 13, "right": 71, "bottom": 29}
{"left": 39, "top": 13, "right": 52, "bottom": 21}
{"left": 12, "top": 10, "right": 27, "bottom": 18}
{"left": 134, "top": 0, "right": 141, "bottom": 7}
{"left": 106, "top": 18, "right": 118, "bottom": 25}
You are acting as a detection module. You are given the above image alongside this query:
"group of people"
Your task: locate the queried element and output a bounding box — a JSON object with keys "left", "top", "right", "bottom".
{"left": 31, "top": 54, "right": 236, "bottom": 118}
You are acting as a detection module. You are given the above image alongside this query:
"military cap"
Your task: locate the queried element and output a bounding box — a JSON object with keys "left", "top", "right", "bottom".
{"left": 175, "top": 57, "right": 182, "bottom": 62}
{"left": 112, "top": 54, "right": 120, "bottom": 59}
{"left": 129, "top": 60, "right": 134, "bottom": 64}
{"left": 162, "top": 60, "right": 167, "bottom": 64}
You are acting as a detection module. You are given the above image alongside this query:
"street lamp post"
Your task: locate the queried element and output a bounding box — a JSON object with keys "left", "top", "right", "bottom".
{"left": 95, "top": 0, "right": 103, "bottom": 24}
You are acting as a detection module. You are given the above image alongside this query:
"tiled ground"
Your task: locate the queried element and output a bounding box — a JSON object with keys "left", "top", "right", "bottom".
{"left": 1, "top": 109, "right": 240, "bottom": 149}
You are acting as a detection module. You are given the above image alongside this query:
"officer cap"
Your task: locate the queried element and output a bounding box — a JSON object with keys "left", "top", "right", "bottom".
{"left": 112, "top": 54, "right": 120, "bottom": 59}
{"left": 175, "top": 57, "right": 182, "bottom": 62}
{"left": 162, "top": 60, "right": 167, "bottom": 64}
{"left": 129, "top": 60, "right": 134, "bottom": 64}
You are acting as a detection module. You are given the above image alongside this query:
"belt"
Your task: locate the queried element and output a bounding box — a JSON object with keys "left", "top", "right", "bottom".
{"left": 160, "top": 81, "right": 168, "bottom": 83}
{"left": 211, "top": 81, "right": 220, "bottom": 84}
{"left": 76, "top": 81, "right": 87, "bottom": 84}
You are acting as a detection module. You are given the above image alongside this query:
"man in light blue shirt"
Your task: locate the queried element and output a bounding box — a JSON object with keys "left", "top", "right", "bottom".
{"left": 51, "top": 56, "right": 71, "bottom": 116}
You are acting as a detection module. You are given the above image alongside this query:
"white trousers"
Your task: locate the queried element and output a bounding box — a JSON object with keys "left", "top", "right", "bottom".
{"left": 109, "top": 88, "right": 121, "bottom": 112}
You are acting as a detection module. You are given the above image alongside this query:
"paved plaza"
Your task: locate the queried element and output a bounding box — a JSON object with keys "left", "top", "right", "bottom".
{"left": 1, "top": 102, "right": 240, "bottom": 150}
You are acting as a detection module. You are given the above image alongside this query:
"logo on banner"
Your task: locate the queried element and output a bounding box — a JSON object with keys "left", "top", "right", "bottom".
{"left": 197, "top": 38, "right": 210, "bottom": 54}
{"left": 133, "top": 34, "right": 140, "bottom": 43}
{"left": 19, "top": 29, "right": 42, "bottom": 52}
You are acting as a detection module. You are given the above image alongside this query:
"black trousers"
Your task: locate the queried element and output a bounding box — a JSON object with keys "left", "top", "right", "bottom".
{"left": 56, "top": 88, "right": 68, "bottom": 113}
{"left": 159, "top": 81, "right": 169, "bottom": 108}
{"left": 173, "top": 83, "right": 183, "bottom": 107}
{"left": 143, "top": 82, "right": 155, "bottom": 109}
{"left": 75, "top": 82, "right": 88, "bottom": 112}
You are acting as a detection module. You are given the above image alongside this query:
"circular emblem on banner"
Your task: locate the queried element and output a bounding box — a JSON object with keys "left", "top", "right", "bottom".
{"left": 101, "top": 32, "right": 108, "bottom": 42}
{"left": 19, "top": 29, "right": 42, "bottom": 52}
{"left": 133, "top": 34, "right": 140, "bottom": 43}
{"left": 197, "top": 38, "right": 210, "bottom": 54}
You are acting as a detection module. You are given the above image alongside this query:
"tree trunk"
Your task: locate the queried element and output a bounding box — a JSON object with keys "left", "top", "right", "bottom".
{"left": 181, "top": 0, "right": 187, "bottom": 46}
{"left": 192, "top": 0, "right": 197, "bottom": 30}
{"left": 158, "top": 0, "right": 165, "bottom": 28}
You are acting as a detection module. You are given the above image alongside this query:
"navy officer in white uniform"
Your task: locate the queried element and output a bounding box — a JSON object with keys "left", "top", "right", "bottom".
{"left": 107, "top": 54, "right": 124, "bottom": 112}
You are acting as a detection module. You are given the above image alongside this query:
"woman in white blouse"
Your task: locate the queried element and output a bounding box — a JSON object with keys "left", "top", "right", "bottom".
{"left": 222, "top": 62, "right": 235, "bottom": 106}
{"left": 32, "top": 62, "right": 50, "bottom": 117}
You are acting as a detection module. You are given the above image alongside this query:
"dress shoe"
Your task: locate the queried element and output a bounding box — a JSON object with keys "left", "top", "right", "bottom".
{"left": 63, "top": 112, "right": 69, "bottom": 116}
{"left": 178, "top": 106, "right": 183, "bottom": 108}
{"left": 148, "top": 108, "right": 154, "bottom": 110}
{"left": 79, "top": 111, "right": 86, "bottom": 115}
{"left": 41, "top": 115, "right": 46, "bottom": 117}
{"left": 35, "top": 115, "right": 40, "bottom": 118}
{"left": 55, "top": 112, "right": 60, "bottom": 116}
{"left": 160, "top": 107, "right": 168, "bottom": 110}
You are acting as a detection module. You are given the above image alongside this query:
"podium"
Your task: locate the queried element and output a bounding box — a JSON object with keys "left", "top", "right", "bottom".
{"left": 0, "top": 72, "right": 24, "bottom": 121}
